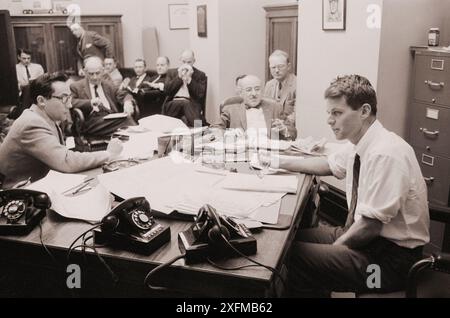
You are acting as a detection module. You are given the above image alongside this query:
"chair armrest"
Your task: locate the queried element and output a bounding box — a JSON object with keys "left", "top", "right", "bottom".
{"left": 433, "top": 252, "right": 450, "bottom": 272}
{"left": 429, "top": 203, "right": 450, "bottom": 224}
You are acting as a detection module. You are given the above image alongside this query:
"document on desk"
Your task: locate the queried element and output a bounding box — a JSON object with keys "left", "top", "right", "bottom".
{"left": 97, "top": 157, "right": 289, "bottom": 223}
{"left": 26, "top": 170, "right": 87, "bottom": 195}
{"left": 120, "top": 131, "right": 160, "bottom": 159}
{"left": 138, "top": 114, "right": 188, "bottom": 133}
{"left": 220, "top": 173, "right": 298, "bottom": 194}
{"left": 50, "top": 184, "right": 112, "bottom": 222}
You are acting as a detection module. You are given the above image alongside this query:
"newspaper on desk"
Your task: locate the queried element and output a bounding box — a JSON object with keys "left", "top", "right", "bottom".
{"left": 98, "top": 156, "right": 299, "bottom": 224}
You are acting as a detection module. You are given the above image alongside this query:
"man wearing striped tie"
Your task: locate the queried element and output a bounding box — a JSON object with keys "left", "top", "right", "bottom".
{"left": 261, "top": 75, "right": 429, "bottom": 297}
{"left": 0, "top": 72, "right": 123, "bottom": 189}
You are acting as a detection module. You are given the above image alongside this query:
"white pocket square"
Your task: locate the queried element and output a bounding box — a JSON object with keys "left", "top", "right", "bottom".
{"left": 86, "top": 43, "right": 92, "bottom": 49}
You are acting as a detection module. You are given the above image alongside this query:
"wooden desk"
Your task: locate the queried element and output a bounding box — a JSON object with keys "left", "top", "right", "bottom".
{"left": 0, "top": 166, "right": 313, "bottom": 297}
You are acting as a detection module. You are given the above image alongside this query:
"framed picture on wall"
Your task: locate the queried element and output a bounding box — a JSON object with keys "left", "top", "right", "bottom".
{"left": 322, "top": 0, "right": 346, "bottom": 30}
{"left": 168, "top": 3, "right": 190, "bottom": 30}
{"left": 197, "top": 5, "right": 207, "bottom": 37}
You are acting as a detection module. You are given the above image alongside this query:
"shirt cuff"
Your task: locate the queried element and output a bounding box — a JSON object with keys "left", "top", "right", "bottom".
{"left": 357, "top": 203, "right": 393, "bottom": 224}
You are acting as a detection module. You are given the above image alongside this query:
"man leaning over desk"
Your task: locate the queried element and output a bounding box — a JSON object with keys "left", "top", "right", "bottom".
{"left": 262, "top": 74, "right": 429, "bottom": 297}
{"left": 212, "top": 75, "right": 296, "bottom": 140}
{"left": 0, "top": 72, "right": 123, "bottom": 189}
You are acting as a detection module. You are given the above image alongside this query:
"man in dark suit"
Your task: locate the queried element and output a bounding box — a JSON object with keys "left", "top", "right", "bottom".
{"left": 137, "top": 56, "right": 171, "bottom": 118}
{"left": 70, "top": 56, "right": 136, "bottom": 137}
{"left": 69, "top": 23, "right": 114, "bottom": 76}
{"left": 0, "top": 72, "right": 123, "bottom": 189}
{"left": 163, "top": 50, "right": 207, "bottom": 127}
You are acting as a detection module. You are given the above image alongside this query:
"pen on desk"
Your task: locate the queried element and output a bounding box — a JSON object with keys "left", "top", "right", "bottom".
{"left": 62, "top": 177, "right": 94, "bottom": 195}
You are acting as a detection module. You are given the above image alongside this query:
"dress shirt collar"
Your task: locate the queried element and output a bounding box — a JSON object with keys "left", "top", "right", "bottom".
{"left": 354, "top": 119, "right": 383, "bottom": 157}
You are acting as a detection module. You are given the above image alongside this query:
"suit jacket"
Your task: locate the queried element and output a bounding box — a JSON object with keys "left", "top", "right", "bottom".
{"left": 70, "top": 78, "right": 123, "bottom": 118}
{"left": 104, "top": 68, "right": 123, "bottom": 89}
{"left": 0, "top": 105, "right": 110, "bottom": 189}
{"left": 77, "top": 31, "right": 114, "bottom": 61}
{"left": 122, "top": 73, "right": 154, "bottom": 103}
{"left": 165, "top": 67, "right": 207, "bottom": 111}
{"left": 264, "top": 73, "right": 297, "bottom": 116}
{"left": 212, "top": 98, "right": 297, "bottom": 139}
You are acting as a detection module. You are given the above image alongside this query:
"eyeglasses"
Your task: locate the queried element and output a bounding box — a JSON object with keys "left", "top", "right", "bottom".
{"left": 51, "top": 94, "right": 72, "bottom": 104}
{"left": 270, "top": 64, "right": 287, "bottom": 71}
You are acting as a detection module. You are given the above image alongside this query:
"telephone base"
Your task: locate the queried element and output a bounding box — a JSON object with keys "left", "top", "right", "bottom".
{"left": 178, "top": 228, "right": 257, "bottom": 264}
{"left": 94, "top": 224, "right": 171, "bottom": 255}
{"left": 0, "top": 208, "right": 46, "bottom": 235}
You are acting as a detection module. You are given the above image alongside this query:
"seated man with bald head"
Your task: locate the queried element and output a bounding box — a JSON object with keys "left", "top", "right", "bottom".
{"left": 213, "top": 75, "right": 296, "bottom": 140}
{"left": 70, "top": 56, "right": 136, "bottom": 137}
{"left": 163, "top": 49, "right": 207, "bottom": 126}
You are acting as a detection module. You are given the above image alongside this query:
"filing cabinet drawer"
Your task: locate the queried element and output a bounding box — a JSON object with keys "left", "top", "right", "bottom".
{"left": 413, "top": 55, "right": 450, "bottom": 106}
{"left": 410, "top": 102, "right": 450, "bottom": 157}
{"left": 415, "top": 149, "right": 450, "bottom": 207}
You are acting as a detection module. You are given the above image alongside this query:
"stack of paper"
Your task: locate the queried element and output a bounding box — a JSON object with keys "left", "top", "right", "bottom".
{"left": 220, "top": 173, "right": 298, "bottom": 193}
{"left": 138, "top": 114, "right": 188, "bottom": 133}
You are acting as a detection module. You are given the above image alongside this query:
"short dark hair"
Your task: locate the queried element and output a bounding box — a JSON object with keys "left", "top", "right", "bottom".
{"left": 30, "top": 72, "right": 69, "bottom": 104}
{"left": 324, "top": 74, "right": 377, "bottom": 116}
{"left": 17, "top": 48, "right": 32, "bottom": 56}
{"left": 235, "top": 74, "right": 247, "bottom": 86}
{"left": 135, "top": 58, "right": 146, "bottom": 67}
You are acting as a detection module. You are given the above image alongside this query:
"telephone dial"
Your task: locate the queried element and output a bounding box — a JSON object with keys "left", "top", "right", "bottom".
{"left": 178, "top": 204, "right": 257, "bottom": 263}
{"left": 0, "top": 189, "right": 51, "bottom": 235}
{"left": 94, "top": 197, "right": 171, "bottom": 255}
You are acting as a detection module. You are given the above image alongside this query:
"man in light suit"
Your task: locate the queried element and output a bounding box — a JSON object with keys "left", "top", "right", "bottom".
{"left": 264, "top": 50, "right": 297, "bottom": 117}
{"left": 69, "top": 23, "right": 114, "bottom": 75}
{"left": 103, "top": 57, "right": 123, "bottom": 89}
{"left": 213, "top": 75, "right": 296, "bottom": 140}
{"left": 70, "top": 56, "right": 136, "bottom": 137}
{"left": 163, "top": 50, "right": 207, "bottom": 126}
{"left": 16, "top": 48, "right": 44, "bottom": 92}
{"left": 0, "top": 72, "right": 123, "bottom": 189}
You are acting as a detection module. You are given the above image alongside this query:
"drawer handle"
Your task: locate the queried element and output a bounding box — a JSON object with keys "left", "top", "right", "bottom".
{"left": 424, "top": 177, "right": 435, "bottom": 184}
{"left": 419, "top": 128, "right": 439, "bottom": 137}
{"left": 424, "top": 80, "right": 445, "bottom": 90}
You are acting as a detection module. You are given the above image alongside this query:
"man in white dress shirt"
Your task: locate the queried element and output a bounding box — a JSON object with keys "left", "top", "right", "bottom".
{"left": 265, "top": 75, "right": 430, "bottom": 296}
{"left": 16, "top": 48, "right": 44, "bottom": 92}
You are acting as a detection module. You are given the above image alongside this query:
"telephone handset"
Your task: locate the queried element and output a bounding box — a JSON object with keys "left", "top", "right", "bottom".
{"left": 0, "top": 189, "right": 51, "bottom": 235}
{"left": 94, "top": 197, "right": 171, "bottom": 255}
{"left": 178, "top": 204, "right": 257, "bottom": 263}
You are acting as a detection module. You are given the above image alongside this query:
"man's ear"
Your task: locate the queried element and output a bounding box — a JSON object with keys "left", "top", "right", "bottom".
{"left": 361, "top": 103, "right": 372, "bottom": 118}
{"left": 36, "top": 96, "right": 46, "bottom": 107}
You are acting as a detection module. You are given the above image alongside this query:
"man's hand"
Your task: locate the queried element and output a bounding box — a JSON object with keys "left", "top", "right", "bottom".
{"left": 258, "top": 151, "right": 280, "bottom": 169}
{"left": 178, "top": 64, "right": 193, "bottom": 83}
{"left": 123, "top": 100, "right": 135, "bottom": 115}
{"left": 107, "top": 138, "right": 123, "bottom": 160}
{"left": 271, "top": 119, "right": 290, "bottom": 139}
{"left": 90, "top": 97, "right": 103, "bottom": 113}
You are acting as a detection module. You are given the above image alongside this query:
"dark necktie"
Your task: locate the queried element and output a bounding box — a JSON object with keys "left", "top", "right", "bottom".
{"left": 344, "top": 154, "right": 361, "bottom": 230}
{"left": 55, "top": 123, "right": 65, "bottom": 146}
{"left": 25, "top": 65, "right": 31, "bottom": 80}
{"left": 276, "top": 82, "right": 282, "bottom": 100}
{"left": 94, "top": 84, "right": 100, "bottom": 98}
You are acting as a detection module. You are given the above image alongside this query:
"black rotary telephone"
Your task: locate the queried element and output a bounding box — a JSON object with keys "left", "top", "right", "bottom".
{"left": 0, "top": 189, "right": 51, "bottom": 235}
{"left": 94, "top": 197, "right": 171, "bottom": 255}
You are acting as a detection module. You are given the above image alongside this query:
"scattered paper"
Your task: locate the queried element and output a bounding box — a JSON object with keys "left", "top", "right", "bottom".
{"left": 220, "top": 173, "right": 298, "bottom": 193}
{"left": 50, "top": 184, "right": 112, "bottom": 222}
{"left": 138, "top": 114, "right": 188, "bottom": 133}
{"left": 26, "top": 170, "right": 87, "bottom": 195}
{"left": 103, "top": 112, "right": 128, "bottom": 120}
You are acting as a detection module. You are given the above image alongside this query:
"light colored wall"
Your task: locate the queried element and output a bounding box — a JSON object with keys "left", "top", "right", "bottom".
{"left": 296, "top": 0, "right": 383, "bottom": 189}
{"left": 188, "top": 0, "right": 220, "bottom": 124}
{"left": 141, "top": 0, "right": 189, "bottom": 68}
{"left": 188, "top": 0, "right": 289, "bottom": 123}
{"left": 377, "top": 0, "right": 448, "bottom": 138}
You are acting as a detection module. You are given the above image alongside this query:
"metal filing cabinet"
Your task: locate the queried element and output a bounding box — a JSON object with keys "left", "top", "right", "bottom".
{"left": 410, "top": 48, "right": 450, "bottom": 207}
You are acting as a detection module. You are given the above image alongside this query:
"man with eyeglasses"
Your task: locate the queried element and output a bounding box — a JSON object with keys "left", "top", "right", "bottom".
{"left": 212, "top": 75, "right": 296, "bottom": 140}
{"left": 0, "top": 72, "right": 123, "bottom": 189}
{"left": 264, "top": 50, "right": 297, "bottom": 117}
